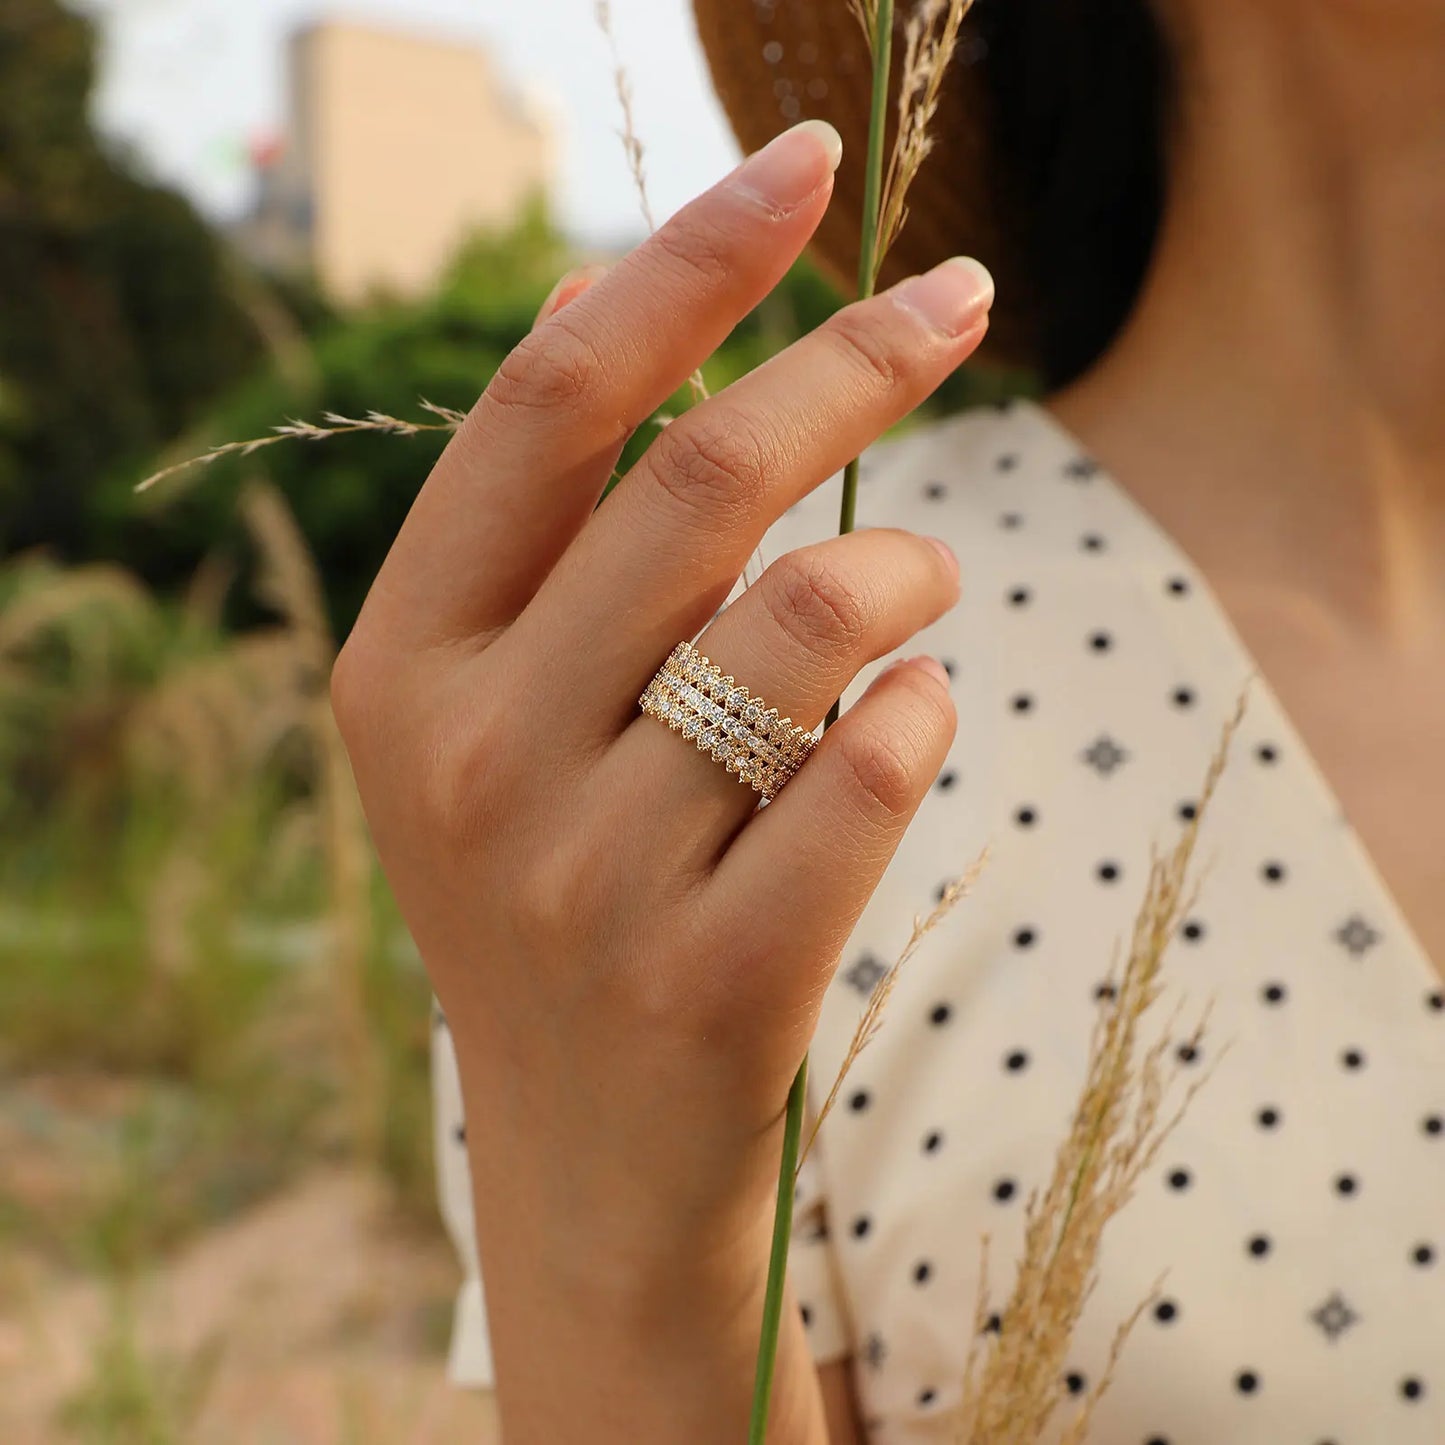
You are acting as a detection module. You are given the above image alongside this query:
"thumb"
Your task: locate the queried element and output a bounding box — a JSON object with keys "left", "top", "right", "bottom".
{"left": 532, "top": 263, "right": 609, "bottom": 329}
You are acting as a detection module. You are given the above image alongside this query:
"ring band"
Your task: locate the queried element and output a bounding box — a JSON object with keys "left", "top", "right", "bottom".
{"left": 639, "top": 640, "right": 819, "bottom": 802}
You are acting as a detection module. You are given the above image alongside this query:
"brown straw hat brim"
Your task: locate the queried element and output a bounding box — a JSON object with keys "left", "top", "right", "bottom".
{"left": 691, "top": 0, "right": 1033, "bottom": 365}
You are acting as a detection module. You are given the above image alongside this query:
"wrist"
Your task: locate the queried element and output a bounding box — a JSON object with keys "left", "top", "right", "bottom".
{"left": 461, "top": 1099, "right": 826, "bottom": 1442}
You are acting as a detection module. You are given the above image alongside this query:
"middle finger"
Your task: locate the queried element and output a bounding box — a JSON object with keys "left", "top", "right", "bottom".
{"left": 511, "top": 254, "right": 994, "bottom": 737}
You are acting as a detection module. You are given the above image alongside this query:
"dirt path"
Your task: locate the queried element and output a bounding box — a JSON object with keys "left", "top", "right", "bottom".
{"left": 0, "top": 1169, "right": 501, "bottom": 1444}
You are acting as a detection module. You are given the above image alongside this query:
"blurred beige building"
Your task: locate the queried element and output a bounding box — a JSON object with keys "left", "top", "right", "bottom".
{"left": 244, "top": 20, "right": 554, "bottom": 302}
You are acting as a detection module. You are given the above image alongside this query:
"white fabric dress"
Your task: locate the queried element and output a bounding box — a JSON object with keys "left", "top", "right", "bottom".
{"left": 433, "top": 397, "right": 1445, "bottom": 1443}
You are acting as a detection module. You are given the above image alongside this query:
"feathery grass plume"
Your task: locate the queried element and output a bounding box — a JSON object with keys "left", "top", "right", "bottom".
{"left": 797, "top": 845, "right": 990, "bottom": 1175}
{"left": 134, "top": 403, "right": 465, "bottom": 494}
{"left": 935, "top": 681, "right": 1253, "bottom": 1443}
{"left": 878, "top": 0, "right": 973, "bottom": 265}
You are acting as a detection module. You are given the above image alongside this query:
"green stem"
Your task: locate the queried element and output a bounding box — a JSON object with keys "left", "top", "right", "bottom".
{"left": 747, "top": 6, "right": 894, "bottom": 1440}
{"left": 746, "top": 1053, "right": 809, "bottom": 1442}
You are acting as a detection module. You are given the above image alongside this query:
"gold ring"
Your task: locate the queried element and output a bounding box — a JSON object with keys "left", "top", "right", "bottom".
{"left": 638, "top": 640, "right": 819, "bottom": 802}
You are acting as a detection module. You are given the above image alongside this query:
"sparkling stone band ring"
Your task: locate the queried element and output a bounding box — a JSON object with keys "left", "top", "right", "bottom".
{"left": 638, "top": 640, "right": 820, "bottom": 803}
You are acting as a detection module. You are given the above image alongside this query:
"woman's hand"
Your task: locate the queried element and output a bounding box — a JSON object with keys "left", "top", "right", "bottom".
{"left": 331, "top": 119, "right": 993, "bottom": 1443}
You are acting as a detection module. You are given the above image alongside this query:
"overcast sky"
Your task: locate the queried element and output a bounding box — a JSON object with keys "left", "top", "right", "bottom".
{"left": 75, "top": 0, "right": 741, "bottom": 245}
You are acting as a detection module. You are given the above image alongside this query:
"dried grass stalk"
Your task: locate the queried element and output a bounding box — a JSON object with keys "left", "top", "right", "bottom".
{"left": 933, "top": 681, "right": 1252, "bottom": 1442}
{"left": 134, "top": 403, "right": 465, "bottom": 494}
{"left": 798, "top": 845, "right": 991, "bottom": 1174}
{"left": 878, "top": 0, "right": 974, "bottom": 267}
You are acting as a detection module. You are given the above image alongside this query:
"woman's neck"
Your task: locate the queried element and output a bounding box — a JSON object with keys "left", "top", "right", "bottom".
{"left": 1051, "top": 2, "right": 1445, "bottom": 652}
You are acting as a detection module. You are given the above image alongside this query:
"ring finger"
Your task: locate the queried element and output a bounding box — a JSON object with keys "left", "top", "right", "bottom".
{"left": 608, "top": 524, "right": 960, "bottom": 868}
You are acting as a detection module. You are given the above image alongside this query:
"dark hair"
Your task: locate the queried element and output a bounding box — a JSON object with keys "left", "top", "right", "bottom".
{"left": 974, "top": 0, "right": 1171, "bottom": 389}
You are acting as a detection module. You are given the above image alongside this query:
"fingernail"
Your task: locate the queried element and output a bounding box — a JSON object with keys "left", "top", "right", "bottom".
{"left": 534, "top": 264, "right": 606, "bottom": 327}
{"left": 925, "top": 535, "right": 959, "bottom": 579}
{"left": 729, "top": 119, "right": 843, "bottom": 213}
{"left": 910, "top": 656, "right": 951, "bottom": 688}
{"left": 889, "top": 256, "right": 995, "bottom": 337}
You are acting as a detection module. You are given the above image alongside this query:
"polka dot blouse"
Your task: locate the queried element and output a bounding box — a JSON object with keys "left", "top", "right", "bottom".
{"left": 432, "top": 397, "right": 1445, "bottom": 1442}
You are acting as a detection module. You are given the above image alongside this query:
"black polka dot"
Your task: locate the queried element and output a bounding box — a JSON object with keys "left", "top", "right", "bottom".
{"left": 984, "top": 1313, "right": 1002, "bottom": 1335}
{"left": 1171, "top": 686, "right": 1195, "bottom": 708}
{"left": 1236, "top": 1370, "right": 1261, "bottom": 1395}
{"left": 913, "top": 1260, "right": 933, "bottom": 1284}
{"left": 1013, "top": 926, "right": 1037, "bottom": 949}
{"left": 1007, "top": 586, "right": 1031, "bottom": 607}
{"left": 934, "top": 879, "right": 952, "bottom": 902}
{"left": 935, "top": 768, "right": 959, "bottom": 791}
{"left": 1065, "top": 1371, "right": 1086, "bottom": 1396}
{"left": 1261, "top": 860, "right": 1287, "bottom": 883}
{"left": 453, "top": 1124, "right": 466, "bottom": 1145}
{"left": 1081, "top": 532, "right": 1107, "bottom": 552}
{"left": 1167, "top": 1167, "right": 1193, "bottom": 1191}
{"left": 923, "top": 1130, "right": 944, "bottom": 1154}
{"left": 1166, "top": 575, "right": 1190, "bottom": 595}
{"left": 1011, "top": 692, "right": 1034, "bottom": 713}
{"left": 851, "top": 1215, "right": 872, "bottom": 1238}
{"left": 1256, "top": 742, "right": 1279, "bottom": 765}
{"left": 996, "top": 453, "right": 1018, "bottom": 472}
{"left": 923, "top": 480, "right": 947, "bottom": 500}
{"left": 848, "top": 1089, "right": 871, "bottom": 1112}
{"left": 1177, "top": 800, "right": 1198, "bottom": 822}
{"left": 1335, "top": 1172, "right": 1360, "bottom": 1197}
{"left": 1412, "top": 1243, "right": 1435, "bottom": 1268}
{"left": 1004, "top": 1049, "right": 1030, "bottom": 1072}
{"left": 1154, "top": 1299, "right": 1179, "bottom": 1324}
{"left": 1089, "top": 630, "right": 1112, "bottom": 652}
{"left": 1094, "top": 981, "right": 1118, "bottom": 1001}
{"left": 1423, "top": 1114, "right": 1443, "bottom": 1137}
{"left": 999, "top": 511, "right": 1023, "bottom": 529}
{"left": 1261, "top": 983, "right": 1287, "bottom": 1005}
{"left": 1401, "top": 1377, "right": 1426, "bottom": 1402}
{"left": 1176, "top": 1042, "right": 1200, "bottom": 1065}
{"left": 1248, "top": 1234, "right": 1272, "bottom": 1258}
{"left": 917, "top": 1387, "right": 937, "bottom": 1407}
{"left": 1096, "top": 860, "right": 1121, "bottom": 883}
{"left": 1146, "top": 1437, "right": 1171, "bottom": 1445}
{"left": 1256, "top": 1106, "right": 1281, "bottom": 1130}
{"left": 800, "top": 1303, "right": 813, "bottom": 1326}
{"left": 1014, "top": 805, "right": 1038, "bottom": 827}
{"left": 1341, "top": 1048, "right": 1366, "bottom": 1071}
{"left": 942, "top": 658, "right": 956, "bottom": 679}
{"left": 1429, "top": 991, "right": 1445, "bottom": 1014}
{"left": 1181, "top": 919, "right": 1206, "bottom": 942}
{"left": 993, "top": 1178, "right": 1018, "bottom": 1203}
{"left": 930, "top": 1002, "right": 952, "bottom": 1026}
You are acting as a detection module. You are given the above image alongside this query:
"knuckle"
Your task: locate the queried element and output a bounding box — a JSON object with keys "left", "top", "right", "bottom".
{"left": 487, "top": 314, "right": 600, "bottom": 417}
{"left": 835, "top": 722, "right": 920, "bottom": 820}
{"left": 650, "top": 214, "right": 734, "bottom": 288}
{"left": 761, "top": 549, "right": 871, "bottom": 652}
{"left": 648, "top": 411, "right": 770, "bottom": 523}
{"left": 826, "top": 305, "right": 922, "bottom": 392}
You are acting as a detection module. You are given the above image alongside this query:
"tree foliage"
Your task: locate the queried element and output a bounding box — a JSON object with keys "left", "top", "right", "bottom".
{"left": 0, "top": 0, "right": 263, "bottom": 554}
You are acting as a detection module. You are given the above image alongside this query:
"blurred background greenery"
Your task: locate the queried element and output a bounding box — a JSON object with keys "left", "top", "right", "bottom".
{"left": 0, "top": 1, "right": 1013, "bottom": 1439}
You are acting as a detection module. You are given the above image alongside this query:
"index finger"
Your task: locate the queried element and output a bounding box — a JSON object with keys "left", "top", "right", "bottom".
{"left": 357, "top": 120, "right": 845, "bottom": 652}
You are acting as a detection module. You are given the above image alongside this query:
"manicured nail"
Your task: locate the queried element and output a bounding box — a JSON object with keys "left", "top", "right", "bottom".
{"left": 889, "top": 256, "right": 995, "bottom": 337}
{"left": 729, "top": 119, "right": 843, "bottom": 213}
{"left": 925, "top": 534, "right": 959, "bottom": 579}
